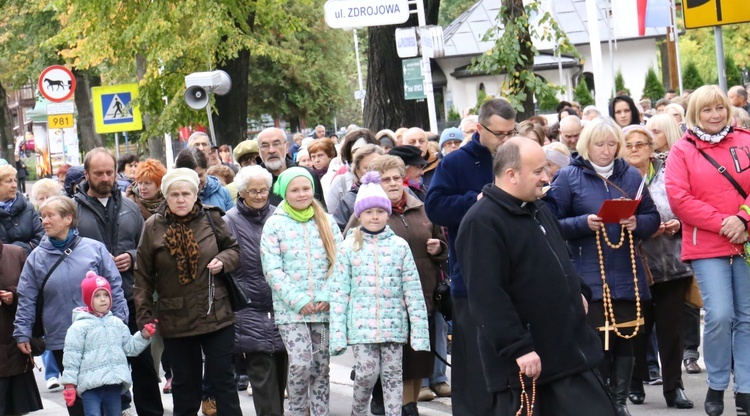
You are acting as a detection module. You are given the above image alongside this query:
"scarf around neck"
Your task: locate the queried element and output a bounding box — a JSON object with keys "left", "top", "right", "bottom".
{"left": 592, "top": 160, "right": 615, "bottom": 179}
{"left": 50, "top": 229, "right": 75, "bottom": 251}
{"left": 282, "top": 200, "right": 314, "bottom": 222}
{"left": 391, "top": 191, "right": 408, "bottom": 215}
{"left": 164, "top": 204, "right": 201, "bottom": 285}
{"left": 692, "top": 125, "right": 731, "bottom": 144}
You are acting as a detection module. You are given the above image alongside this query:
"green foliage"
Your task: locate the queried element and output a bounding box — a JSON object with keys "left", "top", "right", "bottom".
{"left": 470, "top": 88, "right": 489, "bottom": 115}
{"left": 615, "top": 71, "right": 630, "bottom": 96}
{"left": 448, "top": 106, "right": 461, "bottom": 121}
{"left": 438, "top": 0, "right": 476, "bottom": 26}
{"left": 573, "top": 81, "right": 594, "bottom": 107}
{"left": 677, "top": 22, "right": 749, "bottom": 86}
{"left": 470, "top": 0, "right": 578, "bottom": 116}
{"left": 725, "top": 56, "right": 743, "bottom": 87}
{"left": 683, "top": 61, "right": 705, "bottom": 90}
{"left": 537, "top": 87, "right": 559, "bottom": 112}
{"left": 642, "top": 67, "right": 665, "bottom": 100}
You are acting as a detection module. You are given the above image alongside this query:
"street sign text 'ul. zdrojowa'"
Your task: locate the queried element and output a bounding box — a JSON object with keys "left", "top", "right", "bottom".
{"left": 324, "top": 0, "right": 409, "bottom": 29}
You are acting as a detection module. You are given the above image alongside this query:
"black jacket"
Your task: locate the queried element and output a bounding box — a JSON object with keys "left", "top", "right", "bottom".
{"left": 223, "top": 200, "right": 286, "bottom": 354}
{"left": 457, "top": 184, "right": 603, "bottom": 392}
{"left": 74, "top": 182, "right": 144, "bottom": 301}
{"left": 0, "top": 193, "right": 43, "bottom": 254}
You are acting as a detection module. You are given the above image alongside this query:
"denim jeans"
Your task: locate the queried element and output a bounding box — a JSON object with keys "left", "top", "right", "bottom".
{"left": 81, "top": 385, "right": 121, "bottom": 416}
{"left": 42, "top": 350, "right": 60, "bottom": 380}
{"left": 692, "top": 257, "right": 750, "bottom": 393}
{"left": 423, "top": 314, "right": 449, "bottom": 387}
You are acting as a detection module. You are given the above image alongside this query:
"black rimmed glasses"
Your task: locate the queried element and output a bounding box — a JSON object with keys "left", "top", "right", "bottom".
{"left": 480, "top": 123, "right": 517, "bottom": 139}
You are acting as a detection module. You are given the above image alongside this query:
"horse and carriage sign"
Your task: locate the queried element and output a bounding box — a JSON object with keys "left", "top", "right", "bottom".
{"left": 38, "top": 65, "right": 76, "bottom": 103}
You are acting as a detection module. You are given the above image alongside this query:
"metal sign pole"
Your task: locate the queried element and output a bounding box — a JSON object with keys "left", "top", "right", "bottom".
{"left": 115, "top": 132, "right": 120, "bottom": 159}
{"left": 353, "top": 29, "right": 365, "bottom": 111}
{"left": 413, "top": 0, "right": 438, "bottom": 133}
{"left": 714, "top": 26, "right": 727, "bottom": 91}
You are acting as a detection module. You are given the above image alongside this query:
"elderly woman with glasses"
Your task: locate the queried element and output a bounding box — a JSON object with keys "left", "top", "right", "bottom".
{"left": 545, "top": 117, "right": 659, "bottom": 416}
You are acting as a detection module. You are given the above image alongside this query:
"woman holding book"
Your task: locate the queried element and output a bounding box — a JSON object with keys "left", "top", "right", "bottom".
{"left": 545, "top": 117, "right": 660, "bottom": 416}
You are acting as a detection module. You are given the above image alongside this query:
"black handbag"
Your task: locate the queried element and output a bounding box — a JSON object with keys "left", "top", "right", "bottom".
{"left": 433, "top": 273, "right": 452, "bottom": 322}
{"left": 205, "top": 211, "right": 251, "bottom": 311}
{"left": 30, "top": 236, "right": 82, "bottom": 356}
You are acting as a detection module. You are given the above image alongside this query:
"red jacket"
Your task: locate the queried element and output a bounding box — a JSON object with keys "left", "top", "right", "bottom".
{"left": 665, "top": 127, "right": 750, "bottom": 261}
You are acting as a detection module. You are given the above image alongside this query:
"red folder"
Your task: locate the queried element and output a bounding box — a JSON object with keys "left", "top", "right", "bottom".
{"left": 597, "top": 199, "right": 641, "bottom": 224}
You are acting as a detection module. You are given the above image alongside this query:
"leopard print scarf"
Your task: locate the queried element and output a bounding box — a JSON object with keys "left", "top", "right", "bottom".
{"left": 164, "top": 204, "right": 201, "bottom": 285}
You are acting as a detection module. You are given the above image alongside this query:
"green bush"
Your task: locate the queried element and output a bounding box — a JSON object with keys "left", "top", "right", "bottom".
{"left": 642, "top": 67, "right": 665, "bottom": 101}
{"left": 615, "top": 71, "right": 631, "bottom": 96}
{"left": 683, "top": 61, "right": 705, "bottom": 90}
{"left": 573, "top": 81, "right": 594, "bottom": 107}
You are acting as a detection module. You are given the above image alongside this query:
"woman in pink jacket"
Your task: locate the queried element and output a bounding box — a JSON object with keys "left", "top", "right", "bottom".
{"left": 665, "top": 85, "right": 750, "bottom": 416}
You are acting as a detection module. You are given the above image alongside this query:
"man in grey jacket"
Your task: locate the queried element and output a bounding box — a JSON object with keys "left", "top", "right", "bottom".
{"left": 74, "top": 148, "right": 162, "bottom": 416}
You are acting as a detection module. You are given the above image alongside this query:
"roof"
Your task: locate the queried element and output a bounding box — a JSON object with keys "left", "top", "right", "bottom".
{"left": 442, "top": 0, "right": 668, "bottom": 58}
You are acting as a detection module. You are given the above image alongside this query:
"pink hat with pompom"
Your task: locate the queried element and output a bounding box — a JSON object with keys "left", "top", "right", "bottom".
{"left": 80, "top": 271, "right": 111, "bottom": 312}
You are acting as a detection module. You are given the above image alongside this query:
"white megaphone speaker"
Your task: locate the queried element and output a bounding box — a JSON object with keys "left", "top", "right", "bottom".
{"left": 184, "top": 86, "right": 209, "bottom": 109}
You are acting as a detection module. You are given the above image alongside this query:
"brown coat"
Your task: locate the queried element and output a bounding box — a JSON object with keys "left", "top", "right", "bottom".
{"left": 0, "top": 242, "right": 29, "bottom": 377}
{"left": 134, "top": 205, "right": 240, "bottom": 338}
{"left": 345, "top": 192, "right": 447, "bottom": 314}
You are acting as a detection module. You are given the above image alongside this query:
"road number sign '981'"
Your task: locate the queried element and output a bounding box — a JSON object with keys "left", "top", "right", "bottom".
{"left": 48, "top": 114, "right": 74, "bottom": 129}
{"left": 324, "top": 0, "right": 409, "bottom": 29}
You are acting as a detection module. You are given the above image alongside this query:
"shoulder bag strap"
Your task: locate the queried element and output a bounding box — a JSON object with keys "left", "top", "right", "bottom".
{"left": 595, "top": 173, "right": 633, "bottom": 199}
{"left": 686, "top": 138, "right": 748, "bottom": 199}
{"left": 36, "top": 236, "right": 82, "bottom": 315}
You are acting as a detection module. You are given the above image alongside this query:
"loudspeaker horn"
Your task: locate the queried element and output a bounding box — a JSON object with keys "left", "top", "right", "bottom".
{"left": 184, "top": 86, "right": 209, "bottom": 109}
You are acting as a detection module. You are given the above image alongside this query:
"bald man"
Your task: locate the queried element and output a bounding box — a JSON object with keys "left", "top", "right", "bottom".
{"left": 457, "top": 138, "right": 614, "bottom": 415}
{"left": 729, "top": 86, "right": 750, "bottom": 114}
{"left": 559, "top": 116, "right": 583, "bottom": 152}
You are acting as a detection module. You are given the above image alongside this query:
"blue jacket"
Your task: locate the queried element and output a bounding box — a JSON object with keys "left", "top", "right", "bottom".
{"left": 200, "top": 175, "right": 234, "bottom": 213}
{"left": 329, "top": 226, "right": 429, "bottom": 355}
{"left": 544, "top": 156, "right": 660, "bottom": 301}
{"left": 60, "top": 308, "right": 149, "bottom": 394}
{"left": 0, "top": 192, "right": 44, "bottom": 254}
{"left": 13, "top": 235, "right": 128, "bottom": 350}
{"left": 424, "top": 133, "right": 493, "bottom": 297}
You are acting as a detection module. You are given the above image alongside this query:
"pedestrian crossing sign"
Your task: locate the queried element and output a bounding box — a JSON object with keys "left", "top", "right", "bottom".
{"left": 92, "top": 83, "right": 143, "bottom": 134}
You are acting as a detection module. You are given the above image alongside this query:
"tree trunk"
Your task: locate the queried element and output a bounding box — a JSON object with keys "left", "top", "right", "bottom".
{"left": 136, "top": 53, "right": 166, "bottom": 163}
{"left": 73, "top": 70, "right": 104, "bottom": 150}
{"left": 363, "top": 0, "right": 439, "bottom": 131}
{"left": 503, "top": 0, "right": 534, "bottom": 121}
{"left": 214, "top": 48, "right": 250, "bottom": 147}
{"left": 0, "top": 82, "right": 14, "bottom": 160}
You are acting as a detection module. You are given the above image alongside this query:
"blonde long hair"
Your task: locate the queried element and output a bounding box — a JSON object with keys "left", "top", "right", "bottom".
{"left": 311, "top": 199, "right": 337, "bottom": 277}
{"left": 352, "top": 226, "right": 365, "bottom": 252}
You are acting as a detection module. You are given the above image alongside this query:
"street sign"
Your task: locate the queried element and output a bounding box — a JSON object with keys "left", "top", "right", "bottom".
{"left": 403, "top": 58, "right": 426, "bottom": 100}
{"left": 47, "top": 102, "right": 75, "bottom": 115}
{"left": 38, "top": 65, "right": 76, "bottom": 103}
{"left": 92, "top": 84, "right": 143, "bottom": 134}
{"left": 396, "top": 28, "right": 419, "bottom": 58}
{"left": 324, "top": 0, "right": 409, "bottom": 29}
{"left": 683, "top": 0, "right": 750, "bottom": 29}
{"left": 48, "top": 114, "right": 74, "bottom": 129}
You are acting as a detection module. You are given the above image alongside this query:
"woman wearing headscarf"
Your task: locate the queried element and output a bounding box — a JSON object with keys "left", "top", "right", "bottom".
{"left": 622, "top": 123, "right": 693, "bottom": 409}
{"left": 224, "top": 165, "right": 288, "bottom": 416}
{"left": 665, "top": 85, "right": 750, "bottom": 415}
{"left": 261, "top": 167, "right": 343, "bottom": 416}
{"left": 544, "top": 117, "right": 660, "bottom": 416}
{"left": 134, "top": 168, "right": 242, "bottom": 416}
{"left": 0, "top": 241, "right": 42, "bottom": 415}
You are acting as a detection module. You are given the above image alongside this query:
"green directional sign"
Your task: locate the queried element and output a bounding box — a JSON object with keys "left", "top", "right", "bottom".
{"left": 402, "top": 58, "right": 426, "bottom": 101}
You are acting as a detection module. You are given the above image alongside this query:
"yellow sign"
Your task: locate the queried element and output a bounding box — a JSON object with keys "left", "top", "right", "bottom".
{"left": 92, "top": 83, "right": 143, "bottom": 134}
{"left": 683, "top": 0, "right": 750, "bottom": 29}
{"left": 48, "top": 114, "right": 74, "bottom": 129}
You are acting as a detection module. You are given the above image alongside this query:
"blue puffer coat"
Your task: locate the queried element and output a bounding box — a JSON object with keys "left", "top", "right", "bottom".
{"left": 0, "top": 192, "right": 44, "bottom": 254}
{"left": 544, "top": 156, "right": 660, "bottom": 301}
{"left": 200, "top": 175, "right": 234, "bottom": 213}
{"left": 60, "top": 308, "right": 149, "bottom": 394}
{"left": 224, "top": 200, "right": 286, "bottom": 354}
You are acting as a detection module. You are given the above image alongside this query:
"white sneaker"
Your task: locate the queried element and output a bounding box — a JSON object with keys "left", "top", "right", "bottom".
{"left": 247, "top": 386, "right": 253, "bottom": 396}
{"left": 46, "top": 377, "right": 60, "bottom": 390}
{"left": 121, "top": 407, "right": 137, "bottom": 416}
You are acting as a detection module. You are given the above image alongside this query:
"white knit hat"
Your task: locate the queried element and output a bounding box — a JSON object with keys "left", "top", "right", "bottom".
{"left": 161, "top": 168, "right": 200, "bottom": 195}
{"left": 354, "top": 171, "right": 392, "bottom": 218}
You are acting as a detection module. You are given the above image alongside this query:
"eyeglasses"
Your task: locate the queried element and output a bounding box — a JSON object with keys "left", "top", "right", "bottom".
{"left": 380, "top": 175, "right": 403, "bottom": 184}
{"left": 259, "top": 141, "right": 285, "bottom": 151}
{"left": 480, "top": 123, "right": 517, "bottom": 139}
{"left": 243, "top": 189, "right": 270, "bottom": 197}
{"left": 625, "top": 142, "right": 650, "bottom": 151}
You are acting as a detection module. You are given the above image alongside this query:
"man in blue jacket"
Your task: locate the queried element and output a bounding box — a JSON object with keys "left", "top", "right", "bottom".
{"left": 424, "top": 98, "right": 518, "bottom": 415}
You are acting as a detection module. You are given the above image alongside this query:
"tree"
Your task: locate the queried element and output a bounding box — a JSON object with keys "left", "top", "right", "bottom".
{"left": 573, "top": 81, "right": 594, "bottom": 107}
{"left": 683, "top": 61, "right": 705, "bottom": 90}
{"left": 470, "top": 0, "right": 577, "bottom": 120}
{"left": 725, "top": 55, "right": 743, "bottom": 88}
{"left": 0, "top": 81, "right": 14, "bottom": 160}
{"left": 439, "top": 0, "right": 475, "bottom": 26}
{"left": 642, "top": 67, "right": 665, "bottom": 101}
{"left": 614, "top": 70, "right": 630, "bottom": 96}
{"left": 363, "top": 0, "right": 439, "bottom": 131}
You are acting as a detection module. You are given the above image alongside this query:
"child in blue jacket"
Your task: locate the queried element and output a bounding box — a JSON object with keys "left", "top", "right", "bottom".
{"left": 60, "top": 272, "right": 156, "bottom": 416}
{"left": 329, "top": 171, "right": 429, "bottom": 416}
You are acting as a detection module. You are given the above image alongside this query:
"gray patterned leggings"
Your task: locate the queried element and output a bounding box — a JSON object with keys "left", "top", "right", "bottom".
{"left": 351, "top": 343, "right": 403, "bottom": 416}
{"left": 278, "top": 322, "right": 330, "bottom": 416}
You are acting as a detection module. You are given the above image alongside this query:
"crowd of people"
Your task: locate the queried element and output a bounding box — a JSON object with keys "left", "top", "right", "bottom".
{"left": 1, "top": 82, "right": 749, "bottom": 416}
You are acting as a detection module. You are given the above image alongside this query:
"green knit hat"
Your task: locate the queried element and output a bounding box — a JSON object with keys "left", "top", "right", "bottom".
{"left": 273, "top": 167, "right": 315, "bottom": 198}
